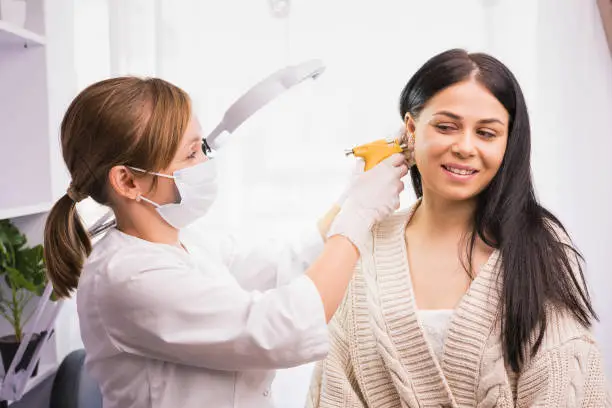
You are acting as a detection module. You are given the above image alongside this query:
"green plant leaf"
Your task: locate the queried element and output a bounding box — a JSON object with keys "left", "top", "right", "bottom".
{"left": 0, "top": 220, "right": 26, "bottom": 250}
{"left": 5, "top": 266, "right": 37, "bottom": 292}
{"left": 0, "top": 220, "right": 51, "bottom": 338}
{"left": 0, "top": 220, "right": 27, "bottom": 275}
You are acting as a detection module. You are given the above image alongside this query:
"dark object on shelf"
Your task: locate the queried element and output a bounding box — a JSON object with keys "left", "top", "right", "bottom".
{"left": 0, "top": 331, "right": 47, "bottom": 378}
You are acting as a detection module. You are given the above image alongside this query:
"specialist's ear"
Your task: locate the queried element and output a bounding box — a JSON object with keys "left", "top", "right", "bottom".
{"left": 107, "top": 165, "right": 144, "bottom": 201}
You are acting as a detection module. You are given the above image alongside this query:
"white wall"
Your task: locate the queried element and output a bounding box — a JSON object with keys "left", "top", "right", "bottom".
{"left": 535, "top": 0, "right": 612, "bottom": 377}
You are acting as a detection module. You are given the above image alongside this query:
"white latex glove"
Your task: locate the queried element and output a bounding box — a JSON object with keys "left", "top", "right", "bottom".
{"left": 327, "top": 153, "right": 408, "bottom": 251}
{"left": 335, "top": 158, "right": 365, "bottom": 207}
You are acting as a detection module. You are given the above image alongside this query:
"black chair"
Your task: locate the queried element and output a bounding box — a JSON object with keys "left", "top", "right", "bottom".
{"left": 49, "top": 349, "right": 102, "bottom": 408}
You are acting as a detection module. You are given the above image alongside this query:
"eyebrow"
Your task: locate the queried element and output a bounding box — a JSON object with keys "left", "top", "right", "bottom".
{"left": 433, "top": 111, "right": 505, "bottom": 126}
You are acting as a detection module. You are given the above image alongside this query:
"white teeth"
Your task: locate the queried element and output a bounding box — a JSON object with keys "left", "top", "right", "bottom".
{"left": 445, "top": 166, "right": 476, "bottom": 175}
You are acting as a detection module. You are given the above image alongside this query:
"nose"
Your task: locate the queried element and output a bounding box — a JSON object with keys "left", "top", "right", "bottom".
{"left": 451, "top": 132, "right": 476, "bottom": 158}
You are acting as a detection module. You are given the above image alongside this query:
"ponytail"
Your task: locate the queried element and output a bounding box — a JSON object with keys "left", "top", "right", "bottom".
{"left": 43, "top": 194, "right": 92, "bottom": 299}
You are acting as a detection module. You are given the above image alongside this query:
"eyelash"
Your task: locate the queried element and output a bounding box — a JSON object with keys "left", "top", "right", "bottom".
{"left": 435, "top": 124, "right": 497, "bottom": 139}
{"left": 478, "top": 130, "right": 496, "bottom": 139}
{"left": 436, "top": 124, "right": 455, "bottom": 132}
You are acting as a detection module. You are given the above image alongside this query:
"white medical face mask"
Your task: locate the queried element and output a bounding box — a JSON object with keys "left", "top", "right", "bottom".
{"left": 129, "top": 160, "right": 218, "bottom": 229}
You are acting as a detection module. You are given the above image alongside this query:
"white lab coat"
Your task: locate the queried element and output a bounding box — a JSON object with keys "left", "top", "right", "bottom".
{"left": 76, "top": 224, "right": 329, "bottom": 408}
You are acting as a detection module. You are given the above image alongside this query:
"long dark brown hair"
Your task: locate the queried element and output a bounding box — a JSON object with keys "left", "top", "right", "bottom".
{"left": 399, "top": 49, "right": 597, "bottom": 372}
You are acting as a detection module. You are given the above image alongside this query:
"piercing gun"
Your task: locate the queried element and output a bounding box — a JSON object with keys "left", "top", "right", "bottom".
{"left": 344, "top": 137, "right": 407, "bottom": 171}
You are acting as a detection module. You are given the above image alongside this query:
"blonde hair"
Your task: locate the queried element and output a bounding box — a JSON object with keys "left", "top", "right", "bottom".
{"left": 43, "top": 77, "right": 191, "bottom": 298}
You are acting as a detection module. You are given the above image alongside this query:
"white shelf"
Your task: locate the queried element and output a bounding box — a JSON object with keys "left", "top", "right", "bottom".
{"left": 0, "top": 0, "right": 80, "bottom": 402}
{"left": 0, "top": 202, "right": 52, "bottom": 220}
{"left": 4, "top": 362, "right": 57, "bottom": 405}
{"left": 22, "top": 362, "right": 56, "bottom": 396}
{"left": 0, "top": 20, "right": 45, "bottom": 47}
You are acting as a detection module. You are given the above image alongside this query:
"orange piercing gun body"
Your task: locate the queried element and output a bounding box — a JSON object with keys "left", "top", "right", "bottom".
{"left": 344, "top": 138, "right": 407, "bottom": 171}
{"left": 319, "top": 136, "right": 408, "bottom": 228}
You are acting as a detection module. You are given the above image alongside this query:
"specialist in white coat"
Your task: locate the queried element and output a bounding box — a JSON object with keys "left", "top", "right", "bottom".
{"left": 43, "top": 77, "right": 409, "bottom": 408}
{"left": 77, "top": 225, "right": 328, "bottom": 408}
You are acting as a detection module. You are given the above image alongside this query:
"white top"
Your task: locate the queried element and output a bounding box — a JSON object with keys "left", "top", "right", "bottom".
{"left": 416, "top": 309, "right": 454, "bottom": 362}
{"left": 76, "top": 224, "right": 328, "bottom": 408}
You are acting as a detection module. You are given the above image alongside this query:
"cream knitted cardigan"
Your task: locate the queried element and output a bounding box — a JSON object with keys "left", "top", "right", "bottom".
{"left": 307, "top": 206, "right": 611, "bottom": 408}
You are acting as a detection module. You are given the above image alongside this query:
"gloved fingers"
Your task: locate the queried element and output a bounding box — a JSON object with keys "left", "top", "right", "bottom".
{"left": 381, "top": 152, "right": 406, "bottom": 167}
{"left": 396, "top": 180, "right": 405, "bottom": 194}
{"left": 393, "top": 197, "right": 401, "bottom": 210}
{"left": 335, "top": 157, "right": 366, "bottom": 207}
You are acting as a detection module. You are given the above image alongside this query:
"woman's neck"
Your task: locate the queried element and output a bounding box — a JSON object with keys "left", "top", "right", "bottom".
{"left": 410, "top": 192, "right": 476, "bottom": 241}
{"left": 115, "top": 205, "right": 181, "bottom": 247}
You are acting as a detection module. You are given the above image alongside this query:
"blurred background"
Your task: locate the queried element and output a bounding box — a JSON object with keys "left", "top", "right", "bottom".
{"left": 0, "top": 0, "right": 611, "bottom": 406}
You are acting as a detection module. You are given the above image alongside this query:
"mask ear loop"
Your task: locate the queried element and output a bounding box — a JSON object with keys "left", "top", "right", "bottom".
{"left": 128, "top": 166, "right": 175, "bottom": 179}
{"left": 136, "top": 194, "right": 162, "bottom": 208}
{"left": 126, "top": 166, "right": 173, "bottom": 207}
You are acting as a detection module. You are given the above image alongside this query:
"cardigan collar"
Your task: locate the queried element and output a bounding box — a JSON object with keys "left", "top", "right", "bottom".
{"left": 351, "top": 203, "right": 502, "bottom": 407}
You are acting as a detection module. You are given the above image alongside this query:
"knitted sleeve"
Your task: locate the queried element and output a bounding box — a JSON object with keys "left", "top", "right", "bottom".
{"left": 516, "top": 336, "right": 611, "bottom": 407}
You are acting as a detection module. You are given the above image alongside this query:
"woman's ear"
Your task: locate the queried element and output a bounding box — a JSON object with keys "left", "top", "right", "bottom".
{"left": 404, "top": 112, "right": 417, "bottom": 136}
{"left": 108, "top": 165, "right": 142, "bottom": 201}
